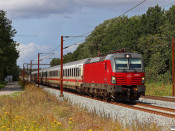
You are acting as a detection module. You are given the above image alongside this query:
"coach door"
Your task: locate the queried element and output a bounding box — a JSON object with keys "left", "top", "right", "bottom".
{"left": 104, "top": 62, "right": 108, "bottom": 84}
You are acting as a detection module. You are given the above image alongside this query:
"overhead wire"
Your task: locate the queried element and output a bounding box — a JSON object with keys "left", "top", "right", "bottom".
{"left": 162, "top": 1, "right": 175, "bottom": 8}
{"left": 64, "top": 31, "right": 91, "bottom": 42}
{"left": 30, "top": 0, "right": 147, "bottom": 66}
{"left": 119, "top": 0, "right": 147, "bottom": 17}
{"left": 63, "top": 39, "right": 85, "bottom": 49}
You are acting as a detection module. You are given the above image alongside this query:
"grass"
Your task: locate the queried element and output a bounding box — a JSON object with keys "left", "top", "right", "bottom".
{"left": 145, "top": 82, "right": 172, "bottom": 96}
{"left": 0, "top": 84, "right": 161, "bottom": 131}
{"left": 0, "top": 81, "right": 6, "bottom": 89}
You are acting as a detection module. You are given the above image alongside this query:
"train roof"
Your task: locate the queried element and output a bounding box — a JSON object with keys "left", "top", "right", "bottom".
{"left": 31, "top": 52, "right": 142, "bottom": 73}
{"left": 41, "top": 58, "right": 89, "bottom": 71}
{"left": 105, "top": 53, "right": 142, "bottom": 60}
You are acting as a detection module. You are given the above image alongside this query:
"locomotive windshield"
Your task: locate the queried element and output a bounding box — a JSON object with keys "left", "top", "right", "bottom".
{"left": 115, "top": 58, "right": 142, "bottom": 70}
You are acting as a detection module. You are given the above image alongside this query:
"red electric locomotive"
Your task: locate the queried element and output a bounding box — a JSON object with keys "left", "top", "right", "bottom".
{"left": 32, "top": 50, "right": 145, "bottom": 101}
{"left": 83, "top": 52, "right": 145, "bottom": 100}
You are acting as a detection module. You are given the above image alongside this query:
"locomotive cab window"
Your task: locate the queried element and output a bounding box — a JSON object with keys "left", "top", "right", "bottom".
{"left": 115, "top": 58, "right": 142, "bottom": 70}
{"left": 130, "top": 58, "right": 142, "bottom": 69}
{"left": 115, "top": 58, "right": 128, "bottom": 70}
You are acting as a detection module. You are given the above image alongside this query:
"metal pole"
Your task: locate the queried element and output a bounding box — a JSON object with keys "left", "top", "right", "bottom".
{"left": 30, "top": 60, "right": 32, "bottom": 82}
{"left": 23, "top": 64, "right": 24, "bottom": 81}
{"left": 60, "top": 36, "right": 64, "bottom": 97}
{"left": 21, "top": 69, "right": 22, "bottom": 81}
{"left": 27, "top": 64, "right": 29, "bottom": 82}
{"left": 38, "top": 53, "right": 40, "bottom": 88}
{"left": 172, "top": 37, "right": 174, "bottom": 97}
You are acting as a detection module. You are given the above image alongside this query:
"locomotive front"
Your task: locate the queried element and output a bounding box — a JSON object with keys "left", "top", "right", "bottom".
{"left": 108, "top": 53, "right": 145, "bottom": 100}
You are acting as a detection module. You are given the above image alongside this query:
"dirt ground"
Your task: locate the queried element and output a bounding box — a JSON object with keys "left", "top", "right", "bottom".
{"left": 0, "top": 81, "right": 22, "bottom": 95}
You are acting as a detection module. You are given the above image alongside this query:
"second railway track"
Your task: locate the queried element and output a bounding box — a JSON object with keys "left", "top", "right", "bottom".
{"left": 141, "top": 95, "right": 175, "bottom": 102}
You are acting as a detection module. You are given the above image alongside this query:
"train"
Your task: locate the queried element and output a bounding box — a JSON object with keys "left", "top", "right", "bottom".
{"left": 31, "top": 51, "right": 145, "bottom": 101}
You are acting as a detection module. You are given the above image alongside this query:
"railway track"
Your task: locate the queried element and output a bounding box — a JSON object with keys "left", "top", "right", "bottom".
{"left": 38, "top": 84, "right": 175, "bottom": 119}
{"left": 141, "top": 95, "right": 175, "bottom": 102}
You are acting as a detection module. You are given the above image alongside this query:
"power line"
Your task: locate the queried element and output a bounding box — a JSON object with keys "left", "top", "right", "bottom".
{"left": 30, "top": 0, "right": 147, "bottom": 65}
{"left": 119, "top": 0, "right": 146, "bottom": 17}
{"left": 63, "top": 39, "right": 85, "bottom": 49}
{"left": 64, "top": 31, "right": 91, "bottom": 42}
{"left": 162, "top": 1, "right": 175, "bottom": 8}
{"left": 64, "top": 0, "right": 147, "bottom": 43}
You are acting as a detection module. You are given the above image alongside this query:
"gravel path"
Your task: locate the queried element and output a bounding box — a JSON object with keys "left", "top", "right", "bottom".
{"left": 0, "top": 82, "right": 22, "bottom": 95}
{"left": 42, "top": 86, "right": 175, "bottom": 131}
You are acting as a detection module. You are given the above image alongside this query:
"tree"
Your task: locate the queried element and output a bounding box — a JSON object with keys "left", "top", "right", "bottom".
{"left": 0, "top": 10, "right": 19, "bottom": 81}
{"left": 50, "top": 58, "right": 60, "bottom": 67}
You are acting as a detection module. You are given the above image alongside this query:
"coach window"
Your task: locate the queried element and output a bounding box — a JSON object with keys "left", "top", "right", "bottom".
{"left": 77, "top": 68, "right": 79, "bottom": 77}
{"left": 72, "top": 68, "right": 74, "bottom": 77}
{"left": 79, "top": 68, "right": 81, "bottom": 76}
{"left": 70, "top": 68, "right": 71, "bottom": 77}
{"left": 76, "top": 68, "right": 78, "bottom": 76}
{"left": 66, "top": 69, "right": 67, "bottom": 77}
{"left": 75, "top": 68, "right": 77, "bottom": 77}
{"left": 69, "top": 68, "right": 71, "bottom": 77}
{"left": 72, "top": 68, "right": 73, "bottom": 77}
{"left": 74, "top": 68, "right": 76, "bottom": 77}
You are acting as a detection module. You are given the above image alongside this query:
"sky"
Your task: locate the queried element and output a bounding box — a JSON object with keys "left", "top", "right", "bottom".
{"left": 0, "top": 0, "right": 174, "bottom": 68}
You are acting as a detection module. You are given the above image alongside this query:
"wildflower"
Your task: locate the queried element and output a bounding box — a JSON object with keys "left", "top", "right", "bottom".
{"left": 51, "top": 123, "right": 53, "bottom": 125}
{"left": 69, "top": 118, "right": 72, "bottom": 120}
{"left": 33, "top": 121, "right": 35, "bottom": 123}
{"left": 57, "top": 122, "right": 61, "bottom": 125}
{"left": 1, "top": 126, "right": 6, "bottom": 129}
{"left": 88, "top": 129, "right": 92, "bottom": 131}
{"left": 5, "top": 112, "right": 8, "bottom": 115}
{"left": 69, "top": 121, "right": 72, "bottom": 124}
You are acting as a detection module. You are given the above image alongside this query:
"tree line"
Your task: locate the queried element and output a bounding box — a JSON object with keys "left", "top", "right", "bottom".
{"left": 50, "top": 5, "right": 175, "bottom": 83}
{"left": 0, "top": 11, "right": 19, "bottom": 82}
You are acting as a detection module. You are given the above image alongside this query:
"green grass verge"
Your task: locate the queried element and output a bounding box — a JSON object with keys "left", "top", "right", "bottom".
{"left": 145, "top": 82, "right": 172, "bottom": 96}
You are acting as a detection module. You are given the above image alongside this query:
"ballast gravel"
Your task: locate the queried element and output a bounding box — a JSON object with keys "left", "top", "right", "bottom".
{"left": 42, "top": 87, "right": 175, "bottom": 130}
{"left": 139, "top": 98, "right": 175, "bottom": 109}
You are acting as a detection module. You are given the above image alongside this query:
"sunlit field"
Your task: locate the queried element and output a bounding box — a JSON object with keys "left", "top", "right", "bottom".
{"left": 0, "top": 84, "right": 160, "bottom": 131}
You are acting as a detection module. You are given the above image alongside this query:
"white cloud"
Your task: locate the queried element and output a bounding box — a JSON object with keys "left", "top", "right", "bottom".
{"left": 1, "top": 0, "right": 77, "bottom": 18}
{"left": 16, "top": 42, "right": 51, "bottom": 67}
{"left": 0, "top": 0, "right": 164, "bottom": 19}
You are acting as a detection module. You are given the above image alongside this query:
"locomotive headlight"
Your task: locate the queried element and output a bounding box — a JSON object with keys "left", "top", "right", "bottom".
{"left": 111, "top": 76, "right": 116, "bottom": 84}
{"left": 142, "top": 77, "right": 145, "bottom": 84}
